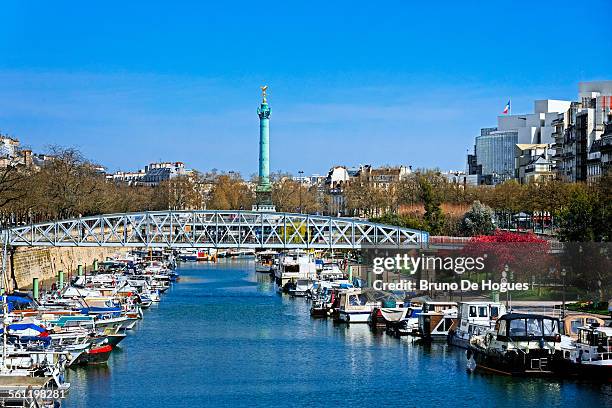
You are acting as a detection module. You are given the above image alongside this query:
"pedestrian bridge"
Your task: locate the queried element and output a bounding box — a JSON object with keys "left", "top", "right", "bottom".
{"left": 4, "top": 210, "right": 428, "bottom": 249}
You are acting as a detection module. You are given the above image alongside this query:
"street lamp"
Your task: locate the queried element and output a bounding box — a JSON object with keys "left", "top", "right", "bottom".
{"left": 298, "top": 170, "right": 304, "bottom": 213}
{"left": 597, "top": 279, "right": 602, "bottom": 304}
{"left": 561, "top": 268, "right": 567, "bottom": 319}
{"left": 502, "top": 264, "right": 511, "bottom": 310}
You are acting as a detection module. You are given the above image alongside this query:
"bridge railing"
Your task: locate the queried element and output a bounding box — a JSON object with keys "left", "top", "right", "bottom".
{"left": 5, "top": 210, "right": 429, "bottom": 249}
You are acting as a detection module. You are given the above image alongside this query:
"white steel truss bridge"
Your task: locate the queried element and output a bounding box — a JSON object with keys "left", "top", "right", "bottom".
{"left": 3, "top": 211, "right": 429, "bottom": 249}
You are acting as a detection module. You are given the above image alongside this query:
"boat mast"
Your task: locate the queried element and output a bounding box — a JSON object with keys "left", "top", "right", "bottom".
{"left": 1, "top": 231, "right": 9, "bottom": 374}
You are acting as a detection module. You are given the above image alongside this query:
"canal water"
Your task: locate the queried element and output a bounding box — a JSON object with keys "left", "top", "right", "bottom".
{"left": 65, "top": 261, "right": 611, "bottom": 408}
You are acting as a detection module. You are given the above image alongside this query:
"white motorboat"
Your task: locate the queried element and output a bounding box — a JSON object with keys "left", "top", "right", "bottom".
{"left": 448, "top": 301, "right": 506, "bottom": 348}
{"left": 275, "top": 251, "right": 317, "bottom": 288}
{"left": 560, "top": 324, "right": 612, "bottom": 380}
{"left": 386, "top": 306, "right": 423, "bottom": 336}
{"left": 335, "top": 289, "right": 381, "bottom": 324}
{"left": 288, "top": 279, "right": 314, "bottom": 297}
{"left": 319, "top": 263, "right": 344, "bottom": 281}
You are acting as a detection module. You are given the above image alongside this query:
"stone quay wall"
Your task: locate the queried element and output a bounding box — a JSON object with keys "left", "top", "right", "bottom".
{"left": 3, "top": 246, "right": 128, "bottom": 290}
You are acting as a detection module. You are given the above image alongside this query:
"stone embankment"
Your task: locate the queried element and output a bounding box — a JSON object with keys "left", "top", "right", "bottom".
{"left": 2, "top": 246, "right": 128, "bottom": 290}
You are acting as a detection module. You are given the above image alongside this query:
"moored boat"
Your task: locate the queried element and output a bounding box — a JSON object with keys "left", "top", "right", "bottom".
{"left": 275, "top": 251, "right": 317, "bottom": 289}
{"left": 74, "top": 344, "right": 114, "bottom": 365}
{"left": 288, "top": 279, "right": 314, "bottom": 297}
{"left": 255, "top": 250, "right": 277, "bottom": 273}
{"left": 448, "top": 301, "right": 506, "bottom": 349}
{"left": 335, "top": 289, "right": 381, "bottom": 324}
{"left": 467, "top": 313, "right": 563, "bottom": 376}
{"left": 560, "top": 323, "right": 612, "bottom": 382}
{"left": 415, "top": 301, "right": 458, "bottom": 341}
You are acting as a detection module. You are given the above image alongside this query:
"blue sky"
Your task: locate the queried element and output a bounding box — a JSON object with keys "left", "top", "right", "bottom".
{"left": 1, "top": 1, "right": 611, "bottom": 177}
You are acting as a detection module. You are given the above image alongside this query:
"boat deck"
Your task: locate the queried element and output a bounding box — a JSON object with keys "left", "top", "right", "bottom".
{"left": 0, "top": 376, "right": 52, "bottom": 388}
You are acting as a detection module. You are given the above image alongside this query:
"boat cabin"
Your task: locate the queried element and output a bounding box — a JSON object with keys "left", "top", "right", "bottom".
{"left": 575, "top": 325, "right": 612, "bottom": 363}
{"left": 457, "top": 301, "right": 506, "bottom": 336}
{"left": 319, "top": 263, "right": 344, "bottom": 281}
{"left": 563, "top": 314, "right": 605, "bottom": 339}
{"left": 335, "top": 289, "right": 382, "bottom": 323}
{"left": 494, "top": 313, "right": 561, "bottom": 342}
{"left": 421, "top": 301, "right": 457, "bottom": 313}
{"left": 417, "top": 301, "right": 458, "bottom": 340}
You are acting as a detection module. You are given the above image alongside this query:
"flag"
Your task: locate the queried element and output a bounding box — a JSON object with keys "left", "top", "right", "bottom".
{"left": 502, "top": 100, "right": 511, "bottom": 114}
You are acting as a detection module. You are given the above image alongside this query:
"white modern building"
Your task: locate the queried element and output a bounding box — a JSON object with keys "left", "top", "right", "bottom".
{"left": 497, "top": 99, "right": 572, "bottom": 144}
{"left": 471, "top": 99, "right": 573, "bottom": 184}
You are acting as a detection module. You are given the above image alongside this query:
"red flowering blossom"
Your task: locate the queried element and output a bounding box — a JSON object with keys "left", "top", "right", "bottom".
{"left": 462, "top": 230, "right": 555, "bottom": 281}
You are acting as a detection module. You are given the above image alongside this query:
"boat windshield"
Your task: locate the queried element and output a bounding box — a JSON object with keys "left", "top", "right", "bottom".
{"left": 578, "top": 328, "right": 611, "bottom": 347}
{"left": 349, "top": 294, "right": 363, "bottom": 306}
{"left": 506, "top": 317, "right": 559, "bottom": 340}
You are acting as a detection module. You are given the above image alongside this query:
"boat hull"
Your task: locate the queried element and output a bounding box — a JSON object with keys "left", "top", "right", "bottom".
{"left": 557, "top": 359, "right": 612, "bottom": 382}
{"left": 447, "top": 333, "right": 471, "bottom": 349}
{"left": 105, "top": 333, "right": 127, "bottom": 347}
{"left": 337, "top": 310, "right": 371, "bottom": 324}
{"left": 310, "top": 307, "right": 328, "bottom": 318}
{"left": 469, "top": 347, "right": 561, "bottom": 377}
{"left": 75, "top": 345, "right": 113, "bottom": 365}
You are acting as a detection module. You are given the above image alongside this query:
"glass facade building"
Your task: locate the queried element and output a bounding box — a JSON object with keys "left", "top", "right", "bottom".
{"left": 475, "top": 128, "right": 518, "bottom": 180}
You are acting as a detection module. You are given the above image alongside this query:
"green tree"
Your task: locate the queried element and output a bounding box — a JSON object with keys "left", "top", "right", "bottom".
{"left": 460, "top": 201, "right": 495, "bottom": 236}
{"left": 593, "top": 174, "right": 612, "bottom": 241}
{"left": 557, "top": 186, "right": 597, "bottom": 242}
{"left": 369, "top": 212, "right": 424, "bottom": 230}
{"left": 418, "top": 175, "right": 444, "bottom": 235}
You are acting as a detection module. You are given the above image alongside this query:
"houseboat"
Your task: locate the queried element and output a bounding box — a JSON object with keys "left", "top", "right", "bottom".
{"left": 448, "top": 301, "right": 506, "bottom": 349}
{"left": 415, "top": 301, "right": 458, "bottom": 341}
{"left": 467, "top": 313, "right": 563, "bottom": 376}
{"left": 274, "top": 251, "right": 317, "bottom": 288}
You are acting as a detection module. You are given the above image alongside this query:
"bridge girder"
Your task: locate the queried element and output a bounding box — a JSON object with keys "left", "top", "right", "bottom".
{"left": 4, "top": 211, "right": 428, "bottom": 249}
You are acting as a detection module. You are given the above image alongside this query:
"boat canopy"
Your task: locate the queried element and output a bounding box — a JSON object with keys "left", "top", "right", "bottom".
{"left": 79, "top": 306, "right": 122, "bottom": 316}
{"left": 4, "top": 323, "right": 47, "bottom": 334}
{"left": 1, "top": 323, "right": 51, "bottom": 345}
{"left": 3, "top": 295, "right": 36, "bottom": 311}
{"left": 10, "top": 335, "right": 52, "bottom": 347}
{"left": 496, "top": 313, "right": 560, "bottom": 341}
